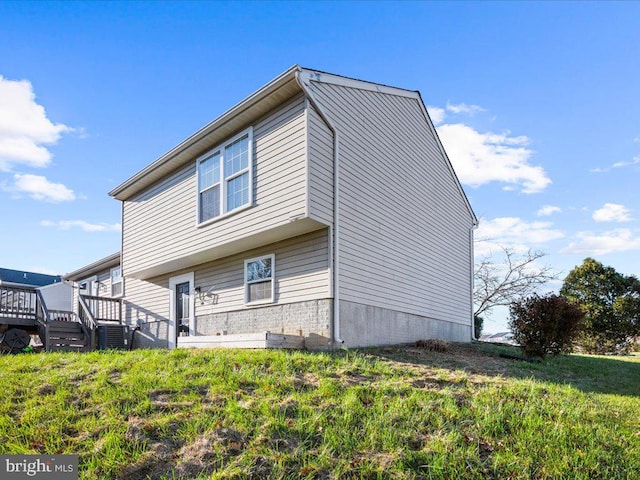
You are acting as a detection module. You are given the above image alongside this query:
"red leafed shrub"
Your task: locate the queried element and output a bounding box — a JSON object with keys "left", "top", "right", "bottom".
{"left": 509, "top": 294, "right": 584, "bottom": 358}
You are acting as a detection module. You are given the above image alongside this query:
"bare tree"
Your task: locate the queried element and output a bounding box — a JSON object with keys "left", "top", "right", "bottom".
{"left": 474, "top": 247, "right": 558, "bottom": 318}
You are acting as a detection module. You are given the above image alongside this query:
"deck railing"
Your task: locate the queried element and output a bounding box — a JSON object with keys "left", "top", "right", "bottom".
{"left": 78, "top": 295, "right": 98, "bottom": 349}
{"left": 48, "top": 310, "right": 76, "bottom": 322}
{"left": 0, "top": 285, "right": 38, "bottom": 321}
{"left": 35, "top": 289, "right": 51, "bottom": 350}
{"left": 79, "top": 295, "right": 122, "bottom": 323}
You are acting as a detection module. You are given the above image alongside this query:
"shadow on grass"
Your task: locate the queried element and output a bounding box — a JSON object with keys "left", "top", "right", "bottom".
{"left": 366, "top": 343, "right": 640, "bottom": 398}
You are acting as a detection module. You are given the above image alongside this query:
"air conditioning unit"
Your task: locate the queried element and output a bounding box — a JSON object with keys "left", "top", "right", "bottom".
{"left": 97, "top": 324, "right": 128, "bottom": 350}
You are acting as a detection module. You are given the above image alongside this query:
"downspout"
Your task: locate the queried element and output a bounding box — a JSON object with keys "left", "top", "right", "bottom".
{"left": 295, "top": 69, "right": 344, "bottom": 346}
{"left": 470, "top": 222, "right": 479, "bottom": 341}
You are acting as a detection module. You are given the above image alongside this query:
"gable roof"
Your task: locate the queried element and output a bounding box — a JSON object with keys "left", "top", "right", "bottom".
{"left": 108, "top": 65, "right": 476, "bottom": 224}
{"left": 0, "top": 268, "right": 62, "bottom": 287}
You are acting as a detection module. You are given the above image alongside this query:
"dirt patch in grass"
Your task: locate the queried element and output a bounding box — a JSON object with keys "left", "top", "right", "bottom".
{"left": 148, "top": 389, "right": 195, "bottom": 412}
{"left": 293, "top": 372, "right": 320, "bottom": 391}
{"left": 278, "top": 397, "right": 299, "bottom": 418}
{"left": 174, "top": 428, "right": 245, "bottom": 478}
{"left": 120, "top": 423, "right": 245, "bottom": 480}
{"left": 338, "top": 371, "right": 376, "bottom": 386}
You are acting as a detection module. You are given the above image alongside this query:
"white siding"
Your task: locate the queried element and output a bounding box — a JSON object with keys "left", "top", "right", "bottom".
{"left": 307, "top": 104, "right": 334, "bottom": 225}
{"left": 310, "top": 81, "right": 474, "bottom": 326}
{"left": 122, "top": 94, "right": 308, "bottom": 277}
{"left": 195, "top": 229, "right": 329, "bottom": 314}
{"left": 122, "top": 229, "right": 330, "bottom": 346}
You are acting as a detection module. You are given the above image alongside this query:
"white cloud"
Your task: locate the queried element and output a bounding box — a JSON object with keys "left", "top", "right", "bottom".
{"left": 590, "top": 156, "right": 640, "bottom": 173}
{"left": 10, "top": 173, "right": 75, "bottom": 202}
{"left": 427, "top": 106, "right": 446, "bottom": 125}
{"left": 446, "top": 102, "right": 485, "bottom": 115}
{"left": 40, "top": 220, "right": 121, "bottom": 232}
{"left": 561, "top": 229, "right": 640, "bottom": 255}
{"left": 475, "top": 216, "right": 564, "bottom": 256}
{"left": 537, "top": 205, "right": 561, "bottom": 217}
{"left": 633, "top": 136, "right": 640, "bottom": 143}
{"left": 0, "top": 75, "right": 73, "bottom": 171}
{"left": 437, "top": 123, "right": 551, "bottom": 193}
{"left": 592, "top": 203, "right": 632, "bottom": 223}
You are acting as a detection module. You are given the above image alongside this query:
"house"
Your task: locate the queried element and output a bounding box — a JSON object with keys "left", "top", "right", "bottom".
{"left": 479, "top": 332, "right": 517, "bottom": 346}
{"left": 0, "top": 268, "right": 62, "bottom": 288}
{"left": 67, "top": 66, "right": 478, "bottom": 350}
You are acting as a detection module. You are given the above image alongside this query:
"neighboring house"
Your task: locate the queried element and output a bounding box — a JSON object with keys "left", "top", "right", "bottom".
{"left": 479, "top": 332, "right": 517, "bottom": 345}
{"left": 68, "top": 66, "right": 477, "bottom": 350}
{"left": 0, "top": 268, "right": 62, "bottom": 288}
{"left": 64, "top": 253, "right": 122, "bottom": 302}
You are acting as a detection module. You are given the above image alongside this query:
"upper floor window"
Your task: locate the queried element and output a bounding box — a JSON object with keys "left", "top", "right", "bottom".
{"left": 110, "top": 267, "right": 123, "bottom": 297}
{"left": 197, "top": 127, "right": 253, "bottom": 224}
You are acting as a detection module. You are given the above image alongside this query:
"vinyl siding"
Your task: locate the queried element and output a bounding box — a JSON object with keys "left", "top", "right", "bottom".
{"left": 122, "top": 229, "right": 330, "bottom": 346}
{"left": 194, "top": 229, "right": 329, "bottom": 314}
{"left": 122, "top": 94, "right": 308, "bottom": 276}
{"left": 307, "top": 104, "right": 334, "bottom": 225}
{"left": 310, "top": 81, "right": 474, "bottom": 326}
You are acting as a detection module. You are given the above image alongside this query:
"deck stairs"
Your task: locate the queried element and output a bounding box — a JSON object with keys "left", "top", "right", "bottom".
{"left": 47, "top": 320, "right": 91, "bottom": 352}
{"left": 1, "top": 285, "right": 123, "bottom": 352}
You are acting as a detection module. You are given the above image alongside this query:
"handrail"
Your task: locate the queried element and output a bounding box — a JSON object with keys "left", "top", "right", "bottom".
{"left": 35, "top": 290, "right": 51, "bottom": 350}
{"left": 78, "top": 295, "right": 98, "bottom": 349}
{"left": 79, "top": 294, "right": 122, "bottom": 323}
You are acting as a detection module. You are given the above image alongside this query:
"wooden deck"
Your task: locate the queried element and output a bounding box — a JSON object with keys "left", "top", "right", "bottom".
{"left": 1, "top": 284, "right": 123, "bottom": 352}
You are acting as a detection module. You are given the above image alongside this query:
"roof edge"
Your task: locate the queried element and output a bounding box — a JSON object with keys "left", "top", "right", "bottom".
{"left": 298, "top": 67, "right": 420, "bottom": 100}
{"left": 109, "top": 65, "right": 301, "bottom": 200}
{"left": 64, "top": 252, "right": 121, "bottom": 281}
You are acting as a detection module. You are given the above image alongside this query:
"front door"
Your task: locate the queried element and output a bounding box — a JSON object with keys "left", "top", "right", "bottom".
{"left": 168, "top": 272, "right": 194, "bottom": 349}
{"left": 175, "top": 282, "right": 191, "bottom": 341}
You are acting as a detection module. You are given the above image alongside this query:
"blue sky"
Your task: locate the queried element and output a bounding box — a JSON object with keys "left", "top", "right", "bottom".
{"left": 1, "top": 1, "right": 639, "bottom": 333}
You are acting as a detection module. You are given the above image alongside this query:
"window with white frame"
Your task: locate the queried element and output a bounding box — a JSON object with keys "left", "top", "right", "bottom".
{"left": 197, "top": 127, "right": 253, "bottom": 224}
{"left": 110, "top": 266, "right": 123, "bottom": 297}
{"left": 244, "top": 254, "right": 274, "bottom": 304}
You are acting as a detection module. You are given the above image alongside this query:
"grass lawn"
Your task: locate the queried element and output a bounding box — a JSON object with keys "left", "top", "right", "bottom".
{"left": 0, "top": 343, "right": 638, "bottom": 479}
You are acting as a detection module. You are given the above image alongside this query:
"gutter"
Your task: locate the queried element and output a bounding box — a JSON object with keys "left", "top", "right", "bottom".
{"left": 295, "top": 69, "right": 345, "bottom": 346}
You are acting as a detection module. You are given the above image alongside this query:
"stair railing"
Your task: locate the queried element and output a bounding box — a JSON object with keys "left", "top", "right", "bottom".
{"left": 79, "top": 295, "right": 122, "bottom": 323}
{"left": 78, "top": 295, "right": 98, "bottom": 350}
{"left": 35, "top": 290, "right": 51, "bottom": 351}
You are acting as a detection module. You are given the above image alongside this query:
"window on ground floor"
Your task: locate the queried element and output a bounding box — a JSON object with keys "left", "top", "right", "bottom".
{"left": 244, "top": 254, "right": 274, "bottom": 305}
